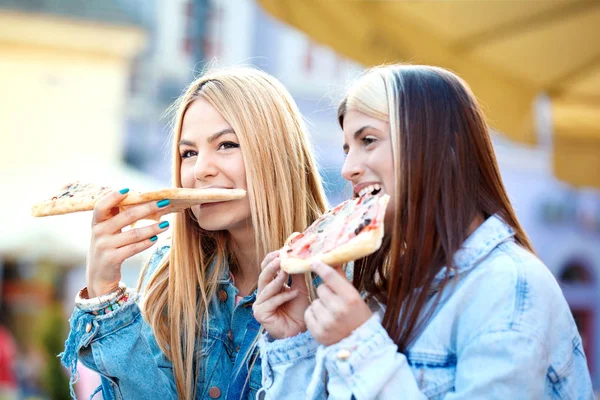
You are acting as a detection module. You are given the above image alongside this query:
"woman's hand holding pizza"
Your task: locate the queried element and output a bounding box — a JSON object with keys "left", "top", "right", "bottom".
{"left": 86, "top": 189, "right": 172, "bottom": 297}
{"left": 305, "top": 260, "right": 372, "bottom": 346}
{"left": 254, "top": 251, "right": 311, "bottom": 339}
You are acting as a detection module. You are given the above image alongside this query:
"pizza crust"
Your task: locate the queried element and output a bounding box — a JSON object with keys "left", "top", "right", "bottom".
{"left": 31, "top": 188, "right": 246, "bottom": 217}
{"left": 279, "top": 222, "right": 385, "bottom": 274}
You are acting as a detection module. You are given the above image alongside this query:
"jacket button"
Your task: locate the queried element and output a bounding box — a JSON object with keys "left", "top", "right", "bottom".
{"left": 227, "top": 330, "right": 233, "bottom": 341}
{"left": 208, "top": 386, "right": 221, "bottom": 398}
{"left": 218, "top": 290, "right": 228, "bottom": 302}
{"left": 337, "top": 348, "right": 351, "bottom": 360}
{"left": 85, "top": 323, "right": 92, "bottom": 333}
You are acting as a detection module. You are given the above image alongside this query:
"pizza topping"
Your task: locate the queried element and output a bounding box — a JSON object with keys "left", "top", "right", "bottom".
{"left": 50, "top": 182, "right": 112, "bottom": 201}
{"left": 286, "top": 194, "right": 387, "bottom": 259}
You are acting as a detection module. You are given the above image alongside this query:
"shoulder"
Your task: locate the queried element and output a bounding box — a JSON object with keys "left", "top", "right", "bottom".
{"left": 451, "top": 240, "right": 574, "bottom": 341}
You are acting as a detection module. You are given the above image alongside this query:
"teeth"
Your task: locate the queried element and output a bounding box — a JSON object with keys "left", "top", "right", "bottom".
{"left": 357, "top": 183, "right": 382, "bottom": 197}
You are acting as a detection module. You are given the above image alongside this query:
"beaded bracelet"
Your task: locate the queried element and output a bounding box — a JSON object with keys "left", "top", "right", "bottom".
{"left": 75, "top": 282, "right": 127, "bottom": 311}
{"left": 92, "top": 292, "right": 130, "bottom": 316}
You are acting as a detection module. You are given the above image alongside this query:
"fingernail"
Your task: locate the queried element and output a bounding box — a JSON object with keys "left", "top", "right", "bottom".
{"left": 159, "top": 221, "right": 169, "bottom": 229}
{"left": 150, "top": 236, "right": 158, "bottom": 242}
{"left": 157, "top": 199, "right": 170, "bottom": 208}
{"left": 119, "top": 188, "right": 129, "bottom": 194}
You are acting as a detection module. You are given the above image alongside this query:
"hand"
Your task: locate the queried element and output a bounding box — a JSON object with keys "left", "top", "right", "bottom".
{"left": 86, "top": 189, "right": 173, "bottom": 297}
{"left": 253, "top": 251, "right": 311, "bottom": 339}
{"left": 305, "top": 261, "right": 372, "bottom": 346}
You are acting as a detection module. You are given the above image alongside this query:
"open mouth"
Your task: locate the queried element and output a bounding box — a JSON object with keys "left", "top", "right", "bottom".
{"left": 356, "top": 183, "right": 382, "bottom": 198}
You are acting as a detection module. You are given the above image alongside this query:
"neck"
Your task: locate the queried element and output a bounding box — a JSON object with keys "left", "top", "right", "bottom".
{"left": 467, "top": 212, "right": 485, "bottom": 237}
{"left": 227, "top": 223, "right": 259, "bottom": 296}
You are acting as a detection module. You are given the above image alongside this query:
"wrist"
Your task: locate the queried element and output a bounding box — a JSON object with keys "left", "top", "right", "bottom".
{"left": 76, "top": 282, "right": 127, "bottom": 310}
{"left": 87, "top": 282, "right": 121, "bottom": 298}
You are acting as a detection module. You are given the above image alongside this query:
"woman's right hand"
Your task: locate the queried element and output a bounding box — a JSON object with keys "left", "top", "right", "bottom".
{"left": 86, "top": 189, "right": 172, "bottom": 297}
{"left": 253, "top": 251, "right": 311, "bottom": 340}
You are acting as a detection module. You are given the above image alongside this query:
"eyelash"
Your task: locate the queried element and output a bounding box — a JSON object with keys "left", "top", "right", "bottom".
{"left": 218, "top": 141, "right": 239, "bottom": 150}
{"left": 180, "top": 150, "right": 197, "bottom": 159}
{"left": 344, "top": 136, "right": 377, "bottom": 156}
{"left": 180, "top": 141, "right": 239, "bottom": 158}
{"left": 362, "top": 136, "right": 377, "bottom": 146}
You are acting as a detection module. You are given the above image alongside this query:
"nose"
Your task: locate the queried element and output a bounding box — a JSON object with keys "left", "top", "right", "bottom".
{"left": 193, "top": 153, "right": 218, "bottom": 182}
{"left": 341, "top": 149, "right": 364, "bottom": 182}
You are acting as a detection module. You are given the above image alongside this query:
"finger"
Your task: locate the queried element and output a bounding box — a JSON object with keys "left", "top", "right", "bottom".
{"left": 315, "top": 283, "right": 342, "bottom": 310}
{"left": 92, "top": 188, "right": 131, "bottom": 224}
{"left": 109, "top": 200, "right": 173, "bottom": 233}
{"left": 257, "top": 258, "right": 282, "bottom": 294}
{"left": 256, "top": 267, "right": 289, "bottom": 305}
{"left": 310, "top": 261, "right": 353, "bottom": 298}
{"left": 304, "top": 305, "right": 317, "bottom": 333}
{"left": 309, "top": 299, "right": 330, "bottom": 322}
{"left": 305, "top": 305, "right": 323, "bottom": 341}
{"left": 112, "top": 235, "right": 158, "bottom": 264}
{"left": 260, "top": 251, "right": 280, "bottom": 270}
{"left": 255, "top": 290, "right": 298, "bottom": 315}
{"left": 111, "top": 220, "right": 170, "bottom": 248}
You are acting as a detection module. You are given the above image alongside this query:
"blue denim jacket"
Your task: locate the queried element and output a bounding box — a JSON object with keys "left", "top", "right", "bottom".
{"left": 258, "top": 215, "right": 594, "bottom": 399}
{"left": 60, "top": 245, "right": 262, "bottom": 400}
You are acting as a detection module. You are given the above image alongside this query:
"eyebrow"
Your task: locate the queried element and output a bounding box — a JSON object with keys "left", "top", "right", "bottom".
{"left": 178, "top": 128, "right": 236, "bottom": 147}
{"left": 342, "top": 125, "right": 378, "bottom": 152}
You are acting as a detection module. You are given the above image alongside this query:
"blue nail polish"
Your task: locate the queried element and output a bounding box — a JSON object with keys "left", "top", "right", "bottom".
{"left": 150, "top": 236, "right": 158, "bottom": 242}
{"left": 157, "top": 199, "right": 170, "bottom": 208}
{"left": 159, "top": 221, "right": 169, "bottom": 229}
{"left": 119, "top": 188, "right": 130, "bottom": 194}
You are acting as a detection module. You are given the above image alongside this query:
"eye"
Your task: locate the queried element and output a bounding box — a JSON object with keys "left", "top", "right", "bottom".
{"left": 362, "top": 136, "right": 377, "bottom": 146}
{"left": 218, "top": 141, "right": 240, "bottom": 150}
{"left": 180, "top": 149, "right": 197, "bottom": 159}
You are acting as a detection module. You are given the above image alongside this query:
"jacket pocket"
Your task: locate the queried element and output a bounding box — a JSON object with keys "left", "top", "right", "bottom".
{"left": 406, "top": 350, "right": 456, "bottom": 399}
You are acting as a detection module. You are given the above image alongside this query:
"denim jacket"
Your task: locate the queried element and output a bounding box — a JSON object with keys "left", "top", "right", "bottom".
{"left": 60, "top": 244, "right": 262, "bottom": 400}
{"left": 258, "top": 215, "right": 594, "bottom": 399}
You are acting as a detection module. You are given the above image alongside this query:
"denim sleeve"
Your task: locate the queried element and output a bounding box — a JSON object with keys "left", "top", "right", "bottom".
{"left": 321, "top": 314, "right": 426, "bottom": 400}
{"left": 59, "top": 245, "right": 174, "bottom": 399}
{"left": 257, "top": 331, "right": 320, "bottom": 400}
{"left": 443, "top": 329, "right": 547, "bottom": 399}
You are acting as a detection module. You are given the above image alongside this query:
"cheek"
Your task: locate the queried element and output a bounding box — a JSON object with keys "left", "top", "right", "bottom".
{"left": 180, "top": 163, "right": 195, "bottom": 188}
{"left": 371, "top": 147, "right": 394, "bottom": 183}
{"left": 231, "top": 156, "right": 248, "bottom": 189}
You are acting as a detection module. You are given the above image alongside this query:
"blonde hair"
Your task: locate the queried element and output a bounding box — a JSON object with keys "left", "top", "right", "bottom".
{"left": 138, "top": 67, "right": 328, "bottom": 399}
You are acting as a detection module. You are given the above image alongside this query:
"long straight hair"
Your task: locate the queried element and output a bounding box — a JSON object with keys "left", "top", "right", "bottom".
{"left": 338, "top": 65, "right": 534, "bottom": 352}
{"left": 138, "top": 67, "right": 328, "bottom": 399}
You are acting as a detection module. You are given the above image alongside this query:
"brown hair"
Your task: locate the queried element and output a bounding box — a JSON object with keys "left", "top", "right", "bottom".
{"left": 338, "top": 64, "right": 535, "bottom": 351}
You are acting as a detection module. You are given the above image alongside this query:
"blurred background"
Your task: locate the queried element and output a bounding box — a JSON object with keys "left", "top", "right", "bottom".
{"left": 0, "top": 0, "right": 599, "bottom": 398}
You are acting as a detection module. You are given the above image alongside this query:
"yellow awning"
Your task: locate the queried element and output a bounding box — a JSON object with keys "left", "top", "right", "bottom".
{"left": 259, "top": 0, "right": 600, "bottom": 187}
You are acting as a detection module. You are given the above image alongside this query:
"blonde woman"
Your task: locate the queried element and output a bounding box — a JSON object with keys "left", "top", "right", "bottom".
{"left": 60, "top": 67, "right": 328, "bottom": 400}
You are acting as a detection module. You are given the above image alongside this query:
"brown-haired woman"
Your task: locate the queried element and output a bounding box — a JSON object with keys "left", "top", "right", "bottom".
{"left": 253, "top": 64, "right": 594, "bottom": 399}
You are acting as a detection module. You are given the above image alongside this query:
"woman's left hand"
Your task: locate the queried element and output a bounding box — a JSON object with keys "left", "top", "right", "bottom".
{"left": 305, "top": 261, "right": 372, "bottom": 346}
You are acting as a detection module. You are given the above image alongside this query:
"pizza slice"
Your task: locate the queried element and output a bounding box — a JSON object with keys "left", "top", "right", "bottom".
{"left": 279, "top": 193, "right": 390, "bottom": 273}
{"left": 31, "top": 182, "right": 246, "bottom": 217}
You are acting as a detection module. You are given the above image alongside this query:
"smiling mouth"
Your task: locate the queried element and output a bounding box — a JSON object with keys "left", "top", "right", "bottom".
{"left": 355, "top": 183, "right": 382, "bottom": 198}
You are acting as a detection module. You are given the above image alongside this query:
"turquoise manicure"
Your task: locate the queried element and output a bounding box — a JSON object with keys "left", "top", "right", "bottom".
{"left": 119, "top": 188, "right": 130, "bottom": 194}
{"left": 157, "top": 199, "right": 170, "bottom": 208}
{"left": 150, "top": 236, "right": 158, "bottom": 242}
{"left": 159, "top": 221, "right": 169, "bottom": 229}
